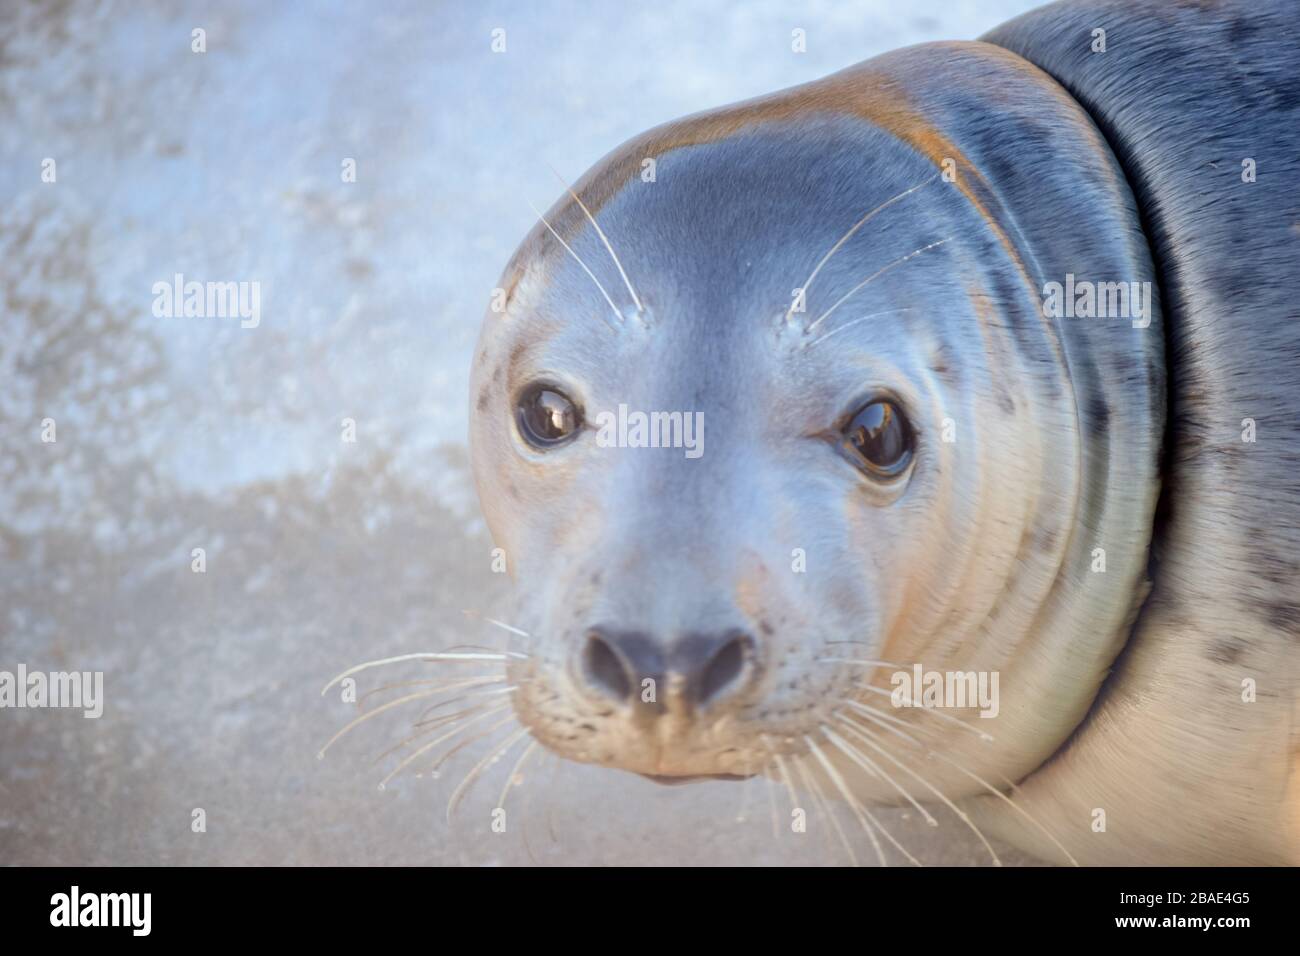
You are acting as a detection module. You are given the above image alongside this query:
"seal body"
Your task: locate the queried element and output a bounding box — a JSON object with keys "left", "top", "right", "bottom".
{"left": 469, "top": 0, "right": 1298, "bottom": 864}
{"left": 975, "top": 0, "right": 1300, "bottom": 865}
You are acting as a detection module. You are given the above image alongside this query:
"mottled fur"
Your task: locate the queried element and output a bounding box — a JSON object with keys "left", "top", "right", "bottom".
{"left": 976, "top": 0, "right": 1300, "bottom": 865}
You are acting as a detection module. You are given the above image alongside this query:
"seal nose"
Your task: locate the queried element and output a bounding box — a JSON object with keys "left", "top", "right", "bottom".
{"left": 581, "top": 628, "right": 755, "bottom": 710}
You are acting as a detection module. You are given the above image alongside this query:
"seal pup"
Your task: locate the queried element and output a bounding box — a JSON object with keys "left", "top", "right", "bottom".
{"left": 468, "top": 0, "right": 1299, "bottom": 864}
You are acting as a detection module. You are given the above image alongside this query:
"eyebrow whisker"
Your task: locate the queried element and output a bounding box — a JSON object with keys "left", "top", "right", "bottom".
{"left": 803, "top": 309, "right": 913, "bottom": 349}
{"left": 547, "top": 162, "right": 645, "bottom": 318}
{"left": 526, "top": 198, "right": 624, "bottom": 332}
{"left": 784, "top": 174, "right": 937, "bottom": 328}
{"left": 805, "top": 238, "right": 951, "bottom": 334}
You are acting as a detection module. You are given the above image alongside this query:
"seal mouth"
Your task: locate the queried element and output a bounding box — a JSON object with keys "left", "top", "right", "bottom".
{"left": 639, "top": 772, "right": 753, "bottom": 786}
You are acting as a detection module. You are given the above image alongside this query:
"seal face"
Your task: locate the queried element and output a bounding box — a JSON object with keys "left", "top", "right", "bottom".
{"left": 470, "top": 37, "right": 1164, "bottom": 813}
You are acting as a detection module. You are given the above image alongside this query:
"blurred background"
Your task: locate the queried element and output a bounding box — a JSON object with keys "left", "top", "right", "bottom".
{"left": 0, "top": 0, "right": 1040, "bottom": 865}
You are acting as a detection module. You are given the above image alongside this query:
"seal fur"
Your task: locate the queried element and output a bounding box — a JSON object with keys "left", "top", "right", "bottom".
{"left": 469, "top": 0, "right": 1298, "bottom": 864}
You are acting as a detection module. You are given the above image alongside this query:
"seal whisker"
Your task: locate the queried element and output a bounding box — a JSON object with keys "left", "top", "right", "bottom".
{"left": 525, "top": 198, "right": 624, "bottom": 331}
{"left": 848, "top": 707, "right": 1077, "bottom": 866}
{"left": 792, "top": 752, "right": 860, "bottom": 866}
{"left": 763, "top": 759, "right": 781, "bottom": 840}
{"left": 321, "top": 651, "right": 525, "bottom": 696}
{"left": 446, "top": 724, "right": 531, "bottom": 823}
{"left": 856, "top": 684, "right": 995, "bottom": 742}
{"left": 837, "top": 716, "right": 1002, "bottom": 866}
{"left": 821, "top": 724, "right": 938, "bottom": 826}
{"left": 843, "top": 699, "right": 927, "bottom": 740}
{"left": 496, "top": 739, "right": 540, "bottom": 814}
{"left": 941, "top": 763, "right": 1080, "bottom": 867}
{"left": 427, "top": 712, "right": 520, "bottom": 777}
{"left": 837, "top": 714, "right": 980, "bottom": 844}
{"left": 517, "top": 749, "right": 545, "bottom": 865}
{"left": 762, "top": 737, "right": 802, "bottom": 825}
{"left": 783, "top": 175, "right": 938, "bottom": 329}
{"left": 805, "top": 237, "right": 952, "bottom": 334}
{"left": 848, "top": 697, "right": 995, "bottom": 758}
{"left": 376, "top": 704, "right": 512, "bottom": 789}
{"left": 815, "top": 732, "right": 923, "bottom": 866}
{"left": 359, "top": 678, "right": 473, "bottom": 705}
{"left": 359, "top": 675, "right": 506, "bottom": 708}
{"left": 546, "top": 162, "right": 645, "bottom": 319}
{"left": 733, "top": 766, "right": 757, "bottom": 825}
{"left": 461, "top": 609, "right": 534, "bottom": 640}
{"left": 840, "top": 698, "right": 926, "bottom": 738}
{"left": 542, "top": 750, "right": 562, "bottom": 844}
{"left": 413, "top": 683, "right": 516, "bottom": 725}
{"left": 816, "top": 656, "right": 912, "bottom": 669}
{"left": 804, "top": 734, "right": 892, "bottom": 866}
{"left": 319, "top": 686, "right": 461, "bottom": 757}
{"left": 372, "top": 703, "right": 496, "bottom": 765}
{"left": 802, "top": 308, "right": 914, "bottom": 349}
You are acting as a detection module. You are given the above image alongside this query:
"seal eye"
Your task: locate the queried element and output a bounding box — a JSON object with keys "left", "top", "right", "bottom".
{"left": 516, "top": 384, "right": 582, "bottom": 448}
{"left": 841, "top": 399, "right": 913, "bottom": 477}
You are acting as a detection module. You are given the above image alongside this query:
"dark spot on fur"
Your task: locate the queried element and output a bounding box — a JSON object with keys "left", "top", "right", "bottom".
{"left": 1262, "top": 600, "right": 1300, "bottom": 636}
{"left": 758, "top": 619, "right": 774, "bottom": 637}
{"left": 1227, "top": 15, "right": 1258, "bottom": 46}
{"left": 1248, "top": 548, "right": 1298, "bottom": 587}
{"left": 1207, "top": 638, "right": 1245, "bottom": 665}
{"left": 506, "top": 341, "right": 529, "bottom": 390}
{"left": 476, "top": 386, "right": 491, "bottom": 412}
{"left": 1143, "top": 587, "right": 1191, "bottom": 630}
{"left": 931, "top": 361, "right": 960, "bottom": 389}
{"left": 1089, "top": 395, "right": 1110, "bottom": 433}
{"left": 1014, "top": 527, "right": 1035, "bottom": 561}
{"left": 1034, "top": 524, "right": 1058, "bottom": 554}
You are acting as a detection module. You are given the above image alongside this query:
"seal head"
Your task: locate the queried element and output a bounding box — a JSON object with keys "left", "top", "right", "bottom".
{"left": 470, "top": 41, "right": 1162, "bottom": 796}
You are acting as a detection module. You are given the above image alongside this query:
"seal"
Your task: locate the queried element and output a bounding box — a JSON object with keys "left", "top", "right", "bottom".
{"left": 468, "top": 0, "right": 1299, "bottom": 865}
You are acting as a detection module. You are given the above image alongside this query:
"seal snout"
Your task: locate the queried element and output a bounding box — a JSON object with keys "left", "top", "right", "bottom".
{"left": 580, "top": 626, "right": 757, "bottom": 714}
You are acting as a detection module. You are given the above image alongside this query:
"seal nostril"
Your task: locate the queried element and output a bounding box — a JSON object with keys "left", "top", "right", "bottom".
{"left": 698, "top": 633, "right": 750, "bottom": 705}
{"left": 582, "top": 633, "right": 632, "bottom": 702}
